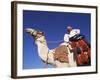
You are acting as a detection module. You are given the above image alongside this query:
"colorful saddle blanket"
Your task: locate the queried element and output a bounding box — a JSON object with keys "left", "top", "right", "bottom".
{"left": 70, "top": 37, "right": 91, "bottom": 66}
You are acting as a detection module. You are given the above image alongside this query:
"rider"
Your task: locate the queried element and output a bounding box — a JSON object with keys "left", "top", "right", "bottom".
{"left": 64, "top": 26, "right": 80, "bottom": 43}
{"left": 64, "top": 26, "right": 82, "bottom": 55}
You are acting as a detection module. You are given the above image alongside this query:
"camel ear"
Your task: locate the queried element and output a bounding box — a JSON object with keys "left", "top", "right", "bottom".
{"left": 41, "top": 32, "right": 44, "bottom": 35}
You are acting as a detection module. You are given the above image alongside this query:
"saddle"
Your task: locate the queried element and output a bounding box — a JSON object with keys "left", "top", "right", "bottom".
{"left": 54, "top": 45, "right": 69, "bottom": 63}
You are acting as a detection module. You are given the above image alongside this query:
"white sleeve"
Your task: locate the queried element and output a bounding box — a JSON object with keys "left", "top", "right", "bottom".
{"left": 74, "top": 29, "right": 80, "bottom": 34}
{"left": 64, "top": 34, "right": 69, "bottom": 42}
{"left": 70, "top": 29, "right": 80, "bottom": 37}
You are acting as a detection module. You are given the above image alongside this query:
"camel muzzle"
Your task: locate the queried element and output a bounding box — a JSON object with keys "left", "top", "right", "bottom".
{"left": 25, "top": 28, "right": 37, "bottom": 36}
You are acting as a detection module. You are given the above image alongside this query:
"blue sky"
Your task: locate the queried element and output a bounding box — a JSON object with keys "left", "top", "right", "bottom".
{"left": 23, "top": 10, "right": 91, "bottom": 69}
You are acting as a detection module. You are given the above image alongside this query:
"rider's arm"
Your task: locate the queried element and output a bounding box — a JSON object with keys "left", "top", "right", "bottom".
{"left": 64, "top": 34, "right": 69, "bottom": 42}
{"left": 75, "top": 29, "right": 80, "bottom": 34}
{"left": 70, "top": 29, "right": 80, "bottom": 37}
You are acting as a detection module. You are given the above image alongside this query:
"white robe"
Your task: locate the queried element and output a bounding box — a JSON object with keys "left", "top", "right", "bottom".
{"left": 64, "top": 29, "right": 80, "bottom": 42}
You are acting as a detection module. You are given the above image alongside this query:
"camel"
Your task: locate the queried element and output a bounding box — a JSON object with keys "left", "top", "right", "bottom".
{"left": 25, "top": 28, "right": 77, "bottom": 68}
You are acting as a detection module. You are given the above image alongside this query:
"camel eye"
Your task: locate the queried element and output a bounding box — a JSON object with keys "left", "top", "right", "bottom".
{"left": 37, "top": 31, "right": 44, "bottom": 35}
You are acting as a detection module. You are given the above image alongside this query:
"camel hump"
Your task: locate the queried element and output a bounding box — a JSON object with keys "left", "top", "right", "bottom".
{"left": 54, "top": 45, "right": 69, "bottom": 63}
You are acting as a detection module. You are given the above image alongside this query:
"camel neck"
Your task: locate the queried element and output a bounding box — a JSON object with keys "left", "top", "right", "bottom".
{"left": 35, "top": 36, "right": 49, "bottom": 62}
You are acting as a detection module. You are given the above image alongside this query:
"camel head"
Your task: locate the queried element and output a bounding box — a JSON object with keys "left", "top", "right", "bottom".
{"left": 25, "top": 28, "right": 44, "bottom": 39}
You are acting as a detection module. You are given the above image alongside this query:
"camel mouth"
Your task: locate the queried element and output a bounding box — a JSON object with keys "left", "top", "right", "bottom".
{"left": 25, "top": 28, "right": 37, "bottom": 36}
